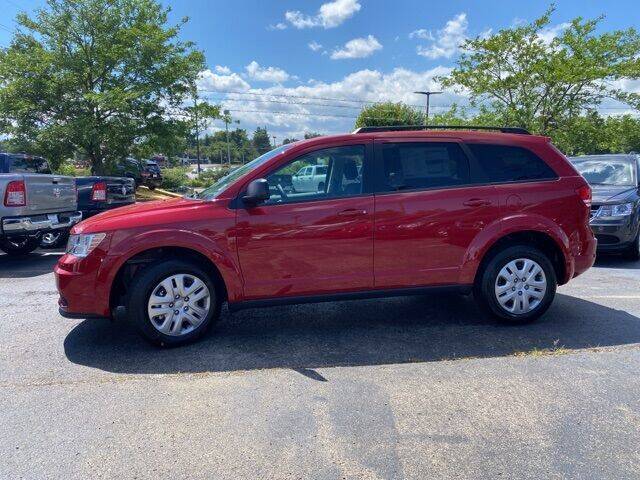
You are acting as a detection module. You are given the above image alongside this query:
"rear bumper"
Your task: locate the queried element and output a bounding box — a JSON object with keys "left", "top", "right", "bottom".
{"left": 2, "top": 211, "right": 82, "bottom": 237}
{"left": 570, "top": 231, "right": 597, "bottom": 281}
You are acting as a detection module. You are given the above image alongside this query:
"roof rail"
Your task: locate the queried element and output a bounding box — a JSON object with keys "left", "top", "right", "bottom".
{"left": 352, "top": 125, "right": 530, "bottom": 135}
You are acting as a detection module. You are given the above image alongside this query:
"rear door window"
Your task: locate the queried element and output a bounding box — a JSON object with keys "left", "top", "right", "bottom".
{"left": 467, "top": 144, "right": 557, "bottom": 183}
{"left": 376, "top": 142, "right": 471, "bottom": 192}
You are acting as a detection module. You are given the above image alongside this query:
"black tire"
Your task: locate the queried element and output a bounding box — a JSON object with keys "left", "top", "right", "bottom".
{"left": 474, "top": 245, "right": 557, "bottom": 324}
{"left": 126, "top": 259, "right": 220, "bottom": 347}
{"left": 0, "top": 236, "right": 40, "bottom": 256}
{"left": 624, "top": 232, "right": 640, "bottom": 261}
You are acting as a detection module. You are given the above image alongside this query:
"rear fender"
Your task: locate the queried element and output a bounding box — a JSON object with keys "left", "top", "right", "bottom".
{"left": 459, "top": 214, "right": 572, "bottom": 285}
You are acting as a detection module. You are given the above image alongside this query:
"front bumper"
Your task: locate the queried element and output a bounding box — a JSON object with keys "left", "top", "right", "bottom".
{"left": 55, "top": 245, "right": 113, "bottom": 319}
{"left": 2, "top": 211, "right": 82, "bottom": 237}
{"left": 590, "top": 218, "right": 638, "bottom": 252}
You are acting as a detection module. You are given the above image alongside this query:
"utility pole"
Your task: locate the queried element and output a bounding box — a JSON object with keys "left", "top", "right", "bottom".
{"left": 223, "top": 109, "right": 231, "bottom": 166}
{"left": 194, "top": 95, "right": 201, "bottom": 174}
{"left": 413, "top": 91, "right": 442, "bottom": 124}
{"left": 272, "top": 135, "right": 277, "bottom": 148}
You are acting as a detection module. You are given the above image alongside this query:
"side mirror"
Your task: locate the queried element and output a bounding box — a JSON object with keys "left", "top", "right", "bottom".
{"left": 242, "top": 178, "right": 270, "bottom": 206}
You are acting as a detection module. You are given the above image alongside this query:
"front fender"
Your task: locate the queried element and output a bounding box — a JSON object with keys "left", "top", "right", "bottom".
{"left": 458, "top": 213, "right": 572, "bottom": 285}
{"left": 95, "top": 227, "right": 243, "bottom": 315}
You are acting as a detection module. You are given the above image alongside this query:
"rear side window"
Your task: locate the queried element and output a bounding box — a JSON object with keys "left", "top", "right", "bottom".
{"left": 378, "top": 142, "right": 470, "bottom": 192}
{"left": 467, "top": 144, "right": 557, "bottom": 183}
{"left": 6, "top": 155, "right": 50, "bottom": 174}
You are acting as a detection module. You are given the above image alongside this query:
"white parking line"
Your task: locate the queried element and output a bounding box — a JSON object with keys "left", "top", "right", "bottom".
{"left": 580, "top": 295, "right": 640, "bottom": 299}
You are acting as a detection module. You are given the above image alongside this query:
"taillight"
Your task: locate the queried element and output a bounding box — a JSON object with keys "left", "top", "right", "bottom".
{"left": 577, "top": 184, "right": 592, "bottom": 207}
{"left": 4, "top": 180, "right": 26, "bottom": 207}
{"left": 91, "top": 181, "right": 107, "bottom": 202}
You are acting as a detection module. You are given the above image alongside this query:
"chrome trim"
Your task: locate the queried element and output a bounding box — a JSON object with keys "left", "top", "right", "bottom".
{"left": 2, "top": 211, "right": 82, "bottom": 233}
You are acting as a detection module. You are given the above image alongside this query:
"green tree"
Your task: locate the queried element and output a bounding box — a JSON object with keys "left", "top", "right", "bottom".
{"left": 354, "top": 102, "right": 424, "bottom": 128}
{"left": 303, "top": 132, "right": 323, "bottom": 139}
{"left": 439, "top": 6, "right": 640, "bottom": 134}
{"left": 252, "top": 127, "right": 272, "bottom": 154}
{"left": 0, "top": 0, "right": 205, "bottom": 172}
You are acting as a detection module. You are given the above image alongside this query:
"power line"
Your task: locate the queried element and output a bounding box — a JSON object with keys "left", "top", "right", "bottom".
{"left": 200, "top": 89, "right": 638, "bottom": 112}
{"left": 199, "top": 88, "right": 431, "bottom": 110}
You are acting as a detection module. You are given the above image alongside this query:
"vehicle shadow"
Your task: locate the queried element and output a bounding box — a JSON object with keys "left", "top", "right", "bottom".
{"left": 64, "top": 292, "right": 640, "bottom": 376}
{"left": 0, "top": 250, "right": 62, "bottom": 278}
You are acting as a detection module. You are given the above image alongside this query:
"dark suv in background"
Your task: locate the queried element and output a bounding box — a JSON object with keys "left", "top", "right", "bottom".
{"left": 569, "top": 154, "right": 640, "bottom": 260}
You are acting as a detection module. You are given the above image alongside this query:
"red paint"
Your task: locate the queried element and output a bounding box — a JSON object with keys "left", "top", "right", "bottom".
{"left": 55, "top": 129, "right": 596, "bottom": 318}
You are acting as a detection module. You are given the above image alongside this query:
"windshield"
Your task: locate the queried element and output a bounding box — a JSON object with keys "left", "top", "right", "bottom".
{"left": 197, "top": 144, "right": 292, "bottom": 199}
{"left": 570, "top": 157, "right": 637, "bottom": 187}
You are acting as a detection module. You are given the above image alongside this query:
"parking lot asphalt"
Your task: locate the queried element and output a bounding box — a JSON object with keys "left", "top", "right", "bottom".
{"left": 1, "top": 250, "right": 640, "bottom": 479}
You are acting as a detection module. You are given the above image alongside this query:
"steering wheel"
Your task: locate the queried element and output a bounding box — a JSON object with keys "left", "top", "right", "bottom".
{"left": 276, "top": 183, "right": 288, "bottom": 201}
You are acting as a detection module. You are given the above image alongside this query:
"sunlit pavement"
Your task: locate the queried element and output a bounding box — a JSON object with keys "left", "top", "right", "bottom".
{"left": 1, "top": 249, "right": 639, "bottom": 479}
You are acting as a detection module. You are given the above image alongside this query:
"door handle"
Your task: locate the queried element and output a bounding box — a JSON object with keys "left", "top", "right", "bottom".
{"left": 337, "top": 208, "right": 367, "bottom": 216}
{"left": 463, "top": 198, "right": 491, "bottom": 207}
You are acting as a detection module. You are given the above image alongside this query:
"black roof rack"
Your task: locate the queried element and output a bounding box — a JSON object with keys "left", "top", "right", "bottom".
{"left": 352, "top": 125, "right": 530, "bottom": 135}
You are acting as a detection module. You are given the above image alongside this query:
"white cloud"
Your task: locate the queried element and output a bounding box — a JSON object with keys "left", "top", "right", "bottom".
{"left": 538, "top": 22, "right": 570, "bottom": 44}
{"left": 415, "top": 13, "right": 468, "bottom": 59}
{"left": 214, "top": 65, "right": 231, "bottom": 75}
{"left": 197, "top": 69, "right": 250, "bottom": 92}
{"left": 331, "top": 35, "right": 382, "bottom": 60}
{"left": 245, "top": 61, "right": 290, "bottom": 83}
{"left": 409, "top": 29, "right": 433, "bottom": 41}
{"left": 308, "top": 41, "right": 323, "bottom": 52}
{"left": 267, "top": 22, "right": 287, "bottom": 31}
{"left": 285, "top": 0, "right": 361, "bottom": 29}
{"left": 200, "top": 66, "right": 462, "bottom": 140}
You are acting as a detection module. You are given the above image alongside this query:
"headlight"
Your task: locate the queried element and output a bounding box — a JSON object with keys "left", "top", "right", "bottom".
{"left": 595, "top": 202, "right": 635, "bottom": 218}
{"left": 66, "top": 233, "right": 107, "bottom": 257}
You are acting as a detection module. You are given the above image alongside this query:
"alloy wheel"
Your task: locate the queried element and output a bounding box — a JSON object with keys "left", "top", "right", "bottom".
{"left": 494, "top": 258, "right": 547, "bottom": 314}
{"left": 147, "top": 273, "right": 211, "bottom": 336}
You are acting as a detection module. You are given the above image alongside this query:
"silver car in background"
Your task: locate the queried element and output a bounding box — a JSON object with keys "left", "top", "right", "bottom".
{"left": 0, "top": 153, "right": 81, "bottom": 256}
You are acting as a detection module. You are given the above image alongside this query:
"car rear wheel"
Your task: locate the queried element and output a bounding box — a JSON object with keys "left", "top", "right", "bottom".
{"left": 126, "top": 260, "right": 220, "bottom": 346}
{"left": 475, "top": 245, "right": 557, "bottom": 324}
{"left": 0, "top": 236, "right": 40, "bottom": 256}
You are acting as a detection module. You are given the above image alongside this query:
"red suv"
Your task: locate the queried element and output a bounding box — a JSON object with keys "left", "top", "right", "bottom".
{"left": 55, "top": 126, "right": 596, "bottom": 346}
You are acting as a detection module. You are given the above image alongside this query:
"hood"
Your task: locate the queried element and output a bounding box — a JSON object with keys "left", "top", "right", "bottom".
{"left": 591, "top": 185, "right": 639, "bottom": 204}
{"left": 72, "top": 197, "right": 220, "bottom": 234}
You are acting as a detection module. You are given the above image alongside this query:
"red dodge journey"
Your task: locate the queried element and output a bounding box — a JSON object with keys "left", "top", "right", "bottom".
{"left": 55, "top": 126, "right": 596, "bottom": 346}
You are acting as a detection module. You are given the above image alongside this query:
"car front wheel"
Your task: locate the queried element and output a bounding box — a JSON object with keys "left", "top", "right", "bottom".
{"left": 475, "top": 245, "right": 557, "bottom": 323}
{"left": 126, "top": 260, "right": 220, "bottom": 346}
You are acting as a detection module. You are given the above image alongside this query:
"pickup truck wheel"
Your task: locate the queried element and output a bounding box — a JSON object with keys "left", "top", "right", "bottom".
{"left": 475, "top": 245, "right": 557, "bottom": 324}
{"left": 0, "top": 236, "right": 40, "bottom": 256}
{"left": 126, "top": 260, "right": 220, "bottom": 347}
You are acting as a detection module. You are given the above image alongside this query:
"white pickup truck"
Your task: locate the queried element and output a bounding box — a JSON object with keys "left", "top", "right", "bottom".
{"left": 0, "top": 153, "right": 81, "bottom": 255}
{"left": 292, "top": 164, "right": 328, "bottom": 193}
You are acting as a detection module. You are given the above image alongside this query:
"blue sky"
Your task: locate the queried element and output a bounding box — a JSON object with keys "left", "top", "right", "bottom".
{"left": 1, "top": 0, "right": 639, "bottom": 139}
